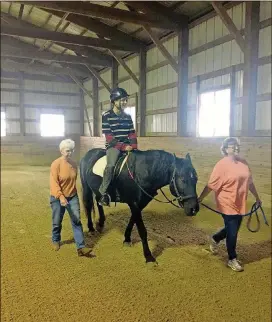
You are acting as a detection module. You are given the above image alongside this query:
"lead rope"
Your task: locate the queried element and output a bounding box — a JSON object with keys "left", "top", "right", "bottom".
{"left": 201, "top": 202, "right": 269, "bottom": 233}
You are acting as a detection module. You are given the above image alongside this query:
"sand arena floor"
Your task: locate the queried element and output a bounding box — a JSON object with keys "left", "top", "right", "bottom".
{"left": 1, "top": 165, "right": 271, "bottom": 322}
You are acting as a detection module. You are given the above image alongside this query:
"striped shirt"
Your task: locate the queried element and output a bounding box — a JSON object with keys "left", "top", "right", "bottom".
{"left": 102, "top": 109, "right": 138, "bottom": 151}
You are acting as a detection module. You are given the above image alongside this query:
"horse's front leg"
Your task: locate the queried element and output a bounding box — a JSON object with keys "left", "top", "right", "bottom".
{"left": 123, "top": 215, "right": 134, "bottom": 246}
{"left": 129, "top": 203, "right": 156, "bottom": 263}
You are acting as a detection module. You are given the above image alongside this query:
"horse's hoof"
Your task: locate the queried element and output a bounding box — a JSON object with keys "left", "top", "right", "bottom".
{"left": 146, "top": 256, "right": 158, "bottom": 265}
{"left": 146, "top": 259, "right": 158, "bottom": 268}
{"left": 123, "top": 241, "right": 132, "bottom": 247}
{"left": 95, "top": 223, "right": 104, "bottom": 233}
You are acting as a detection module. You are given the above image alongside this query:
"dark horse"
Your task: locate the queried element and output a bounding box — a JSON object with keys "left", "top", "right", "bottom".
{"left": 80, "top": 148, "right": 199, "bottom": 263}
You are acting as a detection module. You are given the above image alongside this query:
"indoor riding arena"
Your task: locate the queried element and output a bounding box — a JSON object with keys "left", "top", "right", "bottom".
{"left": 1, "top": 1, "right": 271, "bottom": 322}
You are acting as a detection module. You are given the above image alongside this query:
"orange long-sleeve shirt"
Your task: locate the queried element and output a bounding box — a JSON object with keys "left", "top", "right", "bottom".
{"left": 50, "top": 157, "right": 78, "bottom": 198}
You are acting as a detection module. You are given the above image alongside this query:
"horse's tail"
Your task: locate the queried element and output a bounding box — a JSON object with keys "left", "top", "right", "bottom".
{"left": 79, "top": 158, "right": 95, "bottom": 228}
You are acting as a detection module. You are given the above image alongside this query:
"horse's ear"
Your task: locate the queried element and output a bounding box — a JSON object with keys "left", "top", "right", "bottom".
{"left": 186, "top": 153, "right": 192, "bottom": 163}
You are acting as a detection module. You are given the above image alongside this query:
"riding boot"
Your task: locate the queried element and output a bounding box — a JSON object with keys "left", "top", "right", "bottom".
{"left": 99, "top": 167, "right": 114, "bottom": 206}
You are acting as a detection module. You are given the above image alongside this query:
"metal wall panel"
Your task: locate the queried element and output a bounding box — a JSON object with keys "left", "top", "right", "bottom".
{"left": 25, "top": 122, "right": 40, "bottom": 135}
{"left": 1, "top": 91, "right": 19, "bottom": 104}
{"left": 6, "top": 106, "right": 20, "bottom": 118}
{"left": 99, "top": 70, "right": 112, "bottom": 87}
{"left": 255, "top": 100, "right": 271, "bottom": 130}
{"left": 25, "top": 108, "right": 40, "bottom": 120}
{"left": 146, "top": 36, "right": 178, "bottom": 68}
{"left": 187, "top": 109, "right": 197, "bottom": 135}
{"left": 24, "top": 80, "right": 79, "bottom": 93}
{"left": 258, "top": 26, "right": 272, "bottom": 58}
{"left": 6, "top": 121, "right": 20, "bottom": 134}
{"left": 233, "top": 104, "right": 242, "bottom": 131}
{"left": 64, "top": 109, "right": 80, "bottom": 121}
{"left": 146, "top": 113, "right": 177, "bottom": 133}
{"left": 65, "top": 122, "right": 81, "bottom": 135}
{"left": 118, "top": 79, "right": 138, "bottom": 96}
{"left": 146, "top": 65, "right": 178, "bottom": 89}
{"left": 257, "top": 64, "right": 272, "bottom": 95}
{"left": 99, "top": 87, "right": 110, "bottom": 103}
{"left": 235, "top": 70, "right": 243, "bottom": 97}
{"left": 24, "top": 93, "right": 80, "bottom": 106}
{"left": 146, "top": 87, "right": 177, "bottom": 111}
{"left": 84, "top": 79, "right": 93, "bottom": 91}
{"left": 260, "top": 1, "right": 272, "bottom": 21}
{"left": 189, "top": 3, "right": 245, "bottom": 51}
{"left": 118, "top": 56, "right": 139, "bottom": 79}
{"left": 1, "top": 82, "right": 19, "bottom": 90}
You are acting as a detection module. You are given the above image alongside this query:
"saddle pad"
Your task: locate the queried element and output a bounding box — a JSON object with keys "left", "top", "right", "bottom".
{"left": 92, "top": 154, "right": 129, "bottom": 177}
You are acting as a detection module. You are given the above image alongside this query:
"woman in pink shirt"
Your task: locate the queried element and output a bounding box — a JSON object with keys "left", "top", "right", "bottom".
{"left": 198, "top": 137, "right": 261, "bottom": 272}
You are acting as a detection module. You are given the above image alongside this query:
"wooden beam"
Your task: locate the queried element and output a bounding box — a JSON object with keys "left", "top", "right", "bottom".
{"left": 92, "top": 77, "right": 100, "bottom": 137}
{"left": 242, "top": 1, "right": 260, "bottom": 136}
{"left": 0, "top": 24, "right": 140, "bottom": 52}
{"left": 125, "top": 1, "right": 187, "bottom": 27}
{"left": 79, "top": 89, "right": 85, "bottom": 136}
{"left": 36, "top": 4, "right": 146, "bottom": 48}
{"left": 85, "top": 66, "right": 111, "bottom": 93}
{"left": 1, "top": 13, "right": 115, "bottom": 64}
{"left": 109, "top": 50, "right": 139, "bottom": 86}
{"left": 1, "top": 44, "right": 112, "bottom": 67}
{"left": 68, "top": 73, "right": 93, "bottom": 136}
{"left": 19, "top": 72, "right": 25, "bottom": 136}
{"left": 211, "top": 1, "right": 245, "bottom": 52}
{"left": 18, "top": 4, "right": 24, "bottom": 19}
{"left": 230, "top": 66, "right": 236, "bottom": 137}
{"left": 177, "top": 24, "right": 189, "bottom": 136}
{"left": 139, "top": 48, "right": 147, "bottom": 136}
{"left": 2, "top": 58, "right": 88, "bottom": 78}
{"left": 143, "top": 25, "right": 179, "bottom": 73}
{"left": 22, "top": 1, "right": 179, "bottom": 30}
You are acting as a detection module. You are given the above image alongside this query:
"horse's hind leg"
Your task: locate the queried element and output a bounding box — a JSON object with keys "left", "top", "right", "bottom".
{"left": 129, "top": 203, "right": 156, "bottom": 263}
{"left": 123, "top": 215, "right": 134, "bottom": 246}
{"left": 95, "top": 196, "right": 106, "bottom": 233}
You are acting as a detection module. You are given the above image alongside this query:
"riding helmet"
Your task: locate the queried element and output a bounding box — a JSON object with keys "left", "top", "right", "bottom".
{"left": 110, "top": 87, "right": 129, "bottom": 103}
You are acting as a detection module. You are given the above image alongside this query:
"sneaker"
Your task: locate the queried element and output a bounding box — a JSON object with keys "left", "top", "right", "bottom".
{"left": 98, "top": 194, "right": 110, "bottom": 206}
{"left": 209, "top": 236, "right": 219, "bottom": 254}
{"left": 227, "top": 258, "right": 244, "bottom": 272}
{"left": 52, "top": 242, "right": 60, "bottom": 251}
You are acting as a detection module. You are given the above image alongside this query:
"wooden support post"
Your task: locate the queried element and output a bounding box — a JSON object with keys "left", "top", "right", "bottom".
{"left": 230, "top": 66, "right": 236, "bottom": 136}
{"left": 92, "top": 76, "right": 100, "bottom": 137}
{"left": 195, "top": 76, "right": 201, "bottom": 137}
{"left": 18, "top": 4, "right": 24, "bottom": 19}
{"left": 79, "top": 89, "right": 85, "bottom": 136}
{"left": 139, "top": 48, "right": 146, "bottom": 137}
{"left": 112, "top": 59, "right": 118, "bottom": 89}
{"left": 143, "top": 25, "right": 179, "bottom": 73}
{"left": 242, "top": 1, "right": 260, "bottom": 136}
{"left": 211, "top": 2, "right": 245, "bottom": 52}
{"left": 177, "top": 24, "right": 189, "bottom": 136}
{"left": 19, "top": 72, "right": 25, "bottom": 136}
{"left": 109, "top": 50, "right": 139, "bottom": 86}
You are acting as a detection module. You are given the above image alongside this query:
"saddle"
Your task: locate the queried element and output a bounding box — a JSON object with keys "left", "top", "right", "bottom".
{"left": 92, "top": 152, "right": 130, "bottom": 203}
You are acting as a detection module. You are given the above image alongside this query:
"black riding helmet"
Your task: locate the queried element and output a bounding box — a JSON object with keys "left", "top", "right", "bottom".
{"left": 110, "top": 87, "right": 129, "bottom": 103}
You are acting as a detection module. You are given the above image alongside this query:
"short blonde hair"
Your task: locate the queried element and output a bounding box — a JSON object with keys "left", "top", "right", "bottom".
{"left": 220, "top": 137, "right": 240, "bottom": 155}
{"left": 59, "top": 139, "right": 75, "bottom": 152}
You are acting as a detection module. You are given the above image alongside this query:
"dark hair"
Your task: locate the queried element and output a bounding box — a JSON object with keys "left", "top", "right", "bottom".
{"left": 220, "top": 137, "right": 240, "bottom": 155}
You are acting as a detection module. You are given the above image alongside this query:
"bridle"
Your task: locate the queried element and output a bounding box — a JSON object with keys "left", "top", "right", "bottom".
{"left": 125, "top": 153, "right": 197, "bottom": 208}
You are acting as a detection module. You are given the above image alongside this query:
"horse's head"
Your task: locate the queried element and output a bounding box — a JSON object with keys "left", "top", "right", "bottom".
{"left": 169, "top": 153, "right": 199, "bottom": 216}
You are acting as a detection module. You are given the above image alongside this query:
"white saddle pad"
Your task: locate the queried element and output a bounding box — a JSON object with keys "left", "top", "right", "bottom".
{"left": 92, "top": 154, "right": 129, "bottom": 177}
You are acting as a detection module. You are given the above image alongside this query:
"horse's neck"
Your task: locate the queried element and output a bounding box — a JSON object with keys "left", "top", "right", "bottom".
{"left": 149, "top": 152, "right": 173, "bottom": 189}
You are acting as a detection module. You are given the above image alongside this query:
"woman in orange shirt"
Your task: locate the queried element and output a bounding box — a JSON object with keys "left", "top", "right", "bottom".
{"left": 198, "top": 137, "right": 261, "bottom": 272}
{"left": 50, "top": 139, "right": 93, "bottom": 257}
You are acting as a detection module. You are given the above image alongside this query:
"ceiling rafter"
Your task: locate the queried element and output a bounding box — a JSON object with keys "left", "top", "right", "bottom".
{"left": 19, "top": 1, "right": 180, "bottom": 30}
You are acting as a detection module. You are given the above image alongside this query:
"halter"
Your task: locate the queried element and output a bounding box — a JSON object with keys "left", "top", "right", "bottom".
{"left": 125, "top": 153, "right": 197, "bottom": 208}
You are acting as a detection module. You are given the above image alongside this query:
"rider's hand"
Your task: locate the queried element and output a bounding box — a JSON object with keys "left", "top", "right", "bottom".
{"left": 60, "top": 195, "right": 68, "bottom": 206}
{"left": 255, "top": 198, "right": 262, "bottom": 206}
{"left": 125, "top": 146, "right": 133, "bottom": 152}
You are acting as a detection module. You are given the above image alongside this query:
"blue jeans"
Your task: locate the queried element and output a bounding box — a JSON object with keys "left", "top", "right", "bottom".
{"left": 213, "top": 215, "right": 243, "bottom": 260}
{"left": 50, "top": 194, "right": 85, "bottom": 249}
